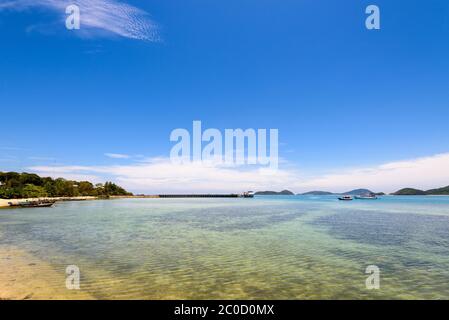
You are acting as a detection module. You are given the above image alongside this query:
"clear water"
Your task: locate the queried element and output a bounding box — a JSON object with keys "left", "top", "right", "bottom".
{"left": 1, "top": 195, "right": 449, "bottom": 299}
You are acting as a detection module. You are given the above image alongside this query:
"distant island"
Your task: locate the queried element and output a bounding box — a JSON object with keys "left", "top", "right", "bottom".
{"left": 392, "top": 185, "right": 449, "bottom": 195}
{"left": 300, "top": 191, "right": 334, "bottom": 195}
{"left": 0, "top": 171, "right": 132, "bottom": 199}
{"left": 255, "top": 190, "right": 295, "bottom": 195}
{"left": 299, "top": 186, "right": 449, "bottom": 196}
{"left": 343, "top": 189, "right": 380, "bottom": 196}
{"left": 299, "top": 189, "right": 385, "bottom": 196}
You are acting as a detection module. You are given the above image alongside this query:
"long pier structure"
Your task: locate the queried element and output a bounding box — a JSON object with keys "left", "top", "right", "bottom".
{"left": 158, "top": 193, "right": 253, "bottom": 198}
{"left": 125, "top": 192, "right": 254, "bottom": 199}
{"left": 158, "top": 194, "right": 238, "bottom": 198}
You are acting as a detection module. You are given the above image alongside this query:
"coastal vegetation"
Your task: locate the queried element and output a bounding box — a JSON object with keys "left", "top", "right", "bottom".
{"left": 0, "top": 171, "right": 132, "bottom": 199}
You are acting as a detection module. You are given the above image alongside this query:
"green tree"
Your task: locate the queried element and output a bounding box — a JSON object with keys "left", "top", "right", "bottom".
{"left": 21, "top": 184, "right": 48, "bottom": 198}
{"left": 0, "top": 172, "right": 131, "bottom": 199}
{"left": 0, "top": 172, "right": 6, "bottom": 184}
{"left": 43, "top": 180, "right": 57, "bottom": 197}
{"left": 103, "top": 182, "right": 131, "bottom": 196}
{"left": 78, "top": 181, "right": 94, "bottom": 196}
{"left": 20, "top": 173, "right": 43, "bottom": 186}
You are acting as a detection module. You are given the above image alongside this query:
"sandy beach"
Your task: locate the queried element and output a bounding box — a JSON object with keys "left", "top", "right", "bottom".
{"left": 0, "top": 245, "right": 93, "bottom": 300}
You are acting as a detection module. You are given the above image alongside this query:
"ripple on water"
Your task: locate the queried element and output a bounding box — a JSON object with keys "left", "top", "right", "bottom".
{"left": 312, "top": 209, "right": 449, "bottom": 253}
{"left": 2, "top": 199, "right": 449, "bottom": 299}
{"left": 151, "top": 205, "right": 306, "bottom": 232}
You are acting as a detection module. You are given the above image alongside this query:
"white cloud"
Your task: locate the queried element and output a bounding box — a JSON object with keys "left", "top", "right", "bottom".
{"left": 104, "top": 153, "right": 131, "bottom": 159}
{"left": 0, "top": 0, "right": 159, "bottom": 41}
{"left": 294, "top": 153, "right": 449, "bottom": 193}
{"left": 29, "top": 159, "right": 298, "bottom": 193}
{"left": 28, "top": 153, "right": 449, "bottom": 194}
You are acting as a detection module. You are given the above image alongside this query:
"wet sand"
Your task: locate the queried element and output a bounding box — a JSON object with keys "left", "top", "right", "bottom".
{"left": 0, "top": 245, "right": 93, "bottom": 300}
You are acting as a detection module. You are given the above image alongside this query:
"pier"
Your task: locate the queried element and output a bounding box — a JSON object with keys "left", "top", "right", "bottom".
{"left": 128, "top": 192, "right": 254, "bottom": 199}
{"left": 158, "top": 194, "right": 240, "bottom": 198}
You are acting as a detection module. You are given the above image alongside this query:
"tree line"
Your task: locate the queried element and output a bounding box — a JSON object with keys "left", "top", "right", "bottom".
{"left": 0, "top": 172, "right": 132, "bottom": 199}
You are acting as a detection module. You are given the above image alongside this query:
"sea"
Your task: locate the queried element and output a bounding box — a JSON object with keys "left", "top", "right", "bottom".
{"left": 1, "top": 195, "right": 449, "bottom": 299}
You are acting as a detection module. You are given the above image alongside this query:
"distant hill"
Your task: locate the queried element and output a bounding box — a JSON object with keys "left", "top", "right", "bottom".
{"left": 255, "top": 190, "right": 295, "bottom": 195}
{"left": 425, "top": 186, "right": 449, "bottom": 195}
{"left": 300, "top": 191, "right": 334, "bottom": 195}
{"left": 342, "top": 189, "right": 375, "bottom": 196}
{"left": 392, "top": 185, "right": 449, "bottom": 195}
{"left": 391, "top": 188, "right": 426, "bottom": 195}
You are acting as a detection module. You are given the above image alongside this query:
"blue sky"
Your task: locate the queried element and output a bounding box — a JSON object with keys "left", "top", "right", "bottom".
{"left": 1, "top": 0, "right": 449, "bottom": 193}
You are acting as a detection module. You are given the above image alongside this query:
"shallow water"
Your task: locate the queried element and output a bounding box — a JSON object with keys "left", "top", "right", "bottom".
{"left": 1, "top": 195, "right": 449, "bottom": 299}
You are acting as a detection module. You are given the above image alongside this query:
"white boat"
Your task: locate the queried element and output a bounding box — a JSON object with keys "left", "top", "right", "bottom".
{"left": 355, "top": 193, "right": 378, "bottom": 200}
{"left": 242, "top": 191, "right": 255, "bottom": 198}
{"left": 338, "top": 195, "right": 353, "bottom": 201}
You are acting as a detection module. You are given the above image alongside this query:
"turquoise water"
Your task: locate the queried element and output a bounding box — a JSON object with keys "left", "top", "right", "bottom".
{"left": 1, "top": 195, "right": 449, "bottom": 299}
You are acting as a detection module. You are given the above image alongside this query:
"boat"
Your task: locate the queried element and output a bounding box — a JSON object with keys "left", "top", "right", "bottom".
{"left": 338, "top": 195, "right": 353, "bottom": 201}
{"left": 242, "top": 191, "right": 255, "bottom": 198}
{"left": 355, "top": 193, "right": 378, "bottom": 200}
{"left": 17, "top": 200, "right": 56, "bottom": 208}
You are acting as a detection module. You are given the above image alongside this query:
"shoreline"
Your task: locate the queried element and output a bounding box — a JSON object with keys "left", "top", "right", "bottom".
{"left": 0, "top": 194, "right": 257, "bottom": 208}
{"left": 3, "top": 194, "right": 449, "bottom": 208}
{"left": 0, "top": 196, "right": 99, "bottom": 208}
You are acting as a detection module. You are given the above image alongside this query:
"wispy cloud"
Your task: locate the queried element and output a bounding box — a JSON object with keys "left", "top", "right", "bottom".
{"left": 0, "top": 146, "right": 27, "bottom": 151}
{"left": 28, "top": 153, "right": 449, "bottom": 194}
{"left": 28, "top": 156, "right": 56, "bottom": 161}
{"left": 296, "top": 153, "right": 449, "bottom": 193}
{"left": 104, "top": 153, "right": 131, "bottom": 159}
{"left": 0, "top": 0, "right": 159, "bottom": 41}
{"left": 0, "top": 157, "right": 18, "bottom": 163}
